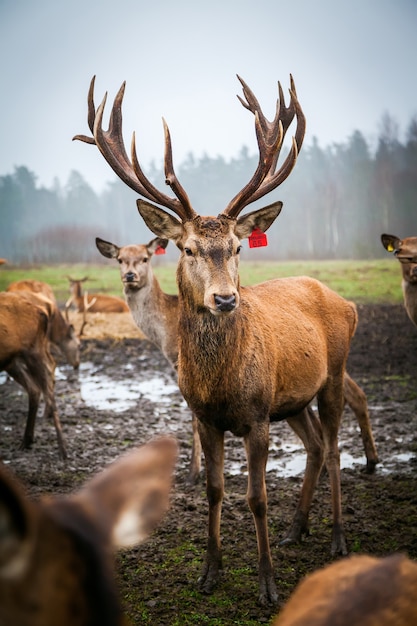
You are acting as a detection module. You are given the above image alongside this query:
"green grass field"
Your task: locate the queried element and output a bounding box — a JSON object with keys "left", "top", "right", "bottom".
{"left": 0, "top": 258, "right": 402, "bottom": 306}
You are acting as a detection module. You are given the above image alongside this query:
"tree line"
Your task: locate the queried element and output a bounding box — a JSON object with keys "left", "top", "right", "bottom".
{"left": 1, "top": 111, "right": 416, "bottom": 264}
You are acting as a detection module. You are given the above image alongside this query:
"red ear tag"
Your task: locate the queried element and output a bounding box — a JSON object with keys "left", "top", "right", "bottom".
{"left": 154, "top": 245, "right": 166, "bottom": 255}
{"left": 248, "top": 228, "right": 268, "bottom": 249}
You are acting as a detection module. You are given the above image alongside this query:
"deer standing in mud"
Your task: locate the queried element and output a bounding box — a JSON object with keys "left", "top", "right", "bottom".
{"left": 0, "top": 292, "right": 67, "bottom": 458}
{"left": 273, "top": 553, "right": 417, "bottom": 626}
{"left": 96, "top": 235, "right": 202, "bottom": 484}
{"left": 95, "top": 236, "right": 377, "bottom": 477}
{"left": 381, "top": 234, "right": 417, "bottom": 328}
{"left": 76, "top": 74, "right": 361, "bottom": 604}
{"left": 0, "top": 436, "right": 177, "bottom": 626}
{"left": 7, "top": 279, "right": 80, "bottom": 369}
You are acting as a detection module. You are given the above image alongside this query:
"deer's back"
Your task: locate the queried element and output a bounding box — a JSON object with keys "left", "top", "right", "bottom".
{"left": 274, "top": 554, "right": 417, "bottom": 626}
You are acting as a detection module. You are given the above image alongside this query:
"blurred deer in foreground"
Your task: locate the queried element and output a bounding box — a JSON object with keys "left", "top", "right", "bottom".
{"left": 0, "top": 436, "right": 177, "bottom": 626}
{"left": 66, "top": 276, "right": 129, "bottom": 314}
{"left": 96, "top": 235, "right": 202, "bottom": 484}
{"left": 76, "top": 74, "right": 359, "bottom": 605}
{"left": 7, "top": 279, "right": 80, "bottom": 369}
{"left": 0, "top": 292, "right": 67, "bottom": 458}
{"left": 381, "top": 234, "right": 417, "bottom": 328}
{"left": 96, "top": 236, "right": 377, "bottom": 477}
{"left": 273, "top": 553, "right": 417, "bottom": 626}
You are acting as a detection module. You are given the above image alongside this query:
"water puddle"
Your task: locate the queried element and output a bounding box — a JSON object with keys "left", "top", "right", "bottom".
{"left": 72, "top": 361, "right": 179, "bottom": 413}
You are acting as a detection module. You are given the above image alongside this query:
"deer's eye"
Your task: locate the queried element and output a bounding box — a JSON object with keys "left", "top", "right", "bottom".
{"left": 236, "top": 245, "right": 242, "bottom": 254}
{"left": 143, "top": 258, "right": 148, "bottom": 263}
{"left": 118, "top": 259, "right": 122, "bottom": 264}
{"left": 184, "top": 248, "right": 193, "bottom": 257}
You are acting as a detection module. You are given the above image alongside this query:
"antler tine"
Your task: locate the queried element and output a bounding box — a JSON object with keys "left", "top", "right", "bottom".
{"left": 163, "top": 119, "right": 196, "bottom": 219}
{"left": 74, "top": 77, "right": 194, "bottom": 220}
{"left": 223, "top": 77, "right": 284, "bottom": 218}
{"left": 223, "top": 75, "right": 306, "bottom": 216}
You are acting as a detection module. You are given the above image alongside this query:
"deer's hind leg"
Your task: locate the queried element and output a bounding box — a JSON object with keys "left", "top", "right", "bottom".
{"left": 281, "top": 406, "right": 324, "bottom": 545}
{"left": 317, "top": 378, "right": 347, "bottom": 556}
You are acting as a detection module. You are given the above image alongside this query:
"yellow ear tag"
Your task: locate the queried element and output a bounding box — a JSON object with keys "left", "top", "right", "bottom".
{"left": 387, "top": 243, "right": 394, "bottom": 252}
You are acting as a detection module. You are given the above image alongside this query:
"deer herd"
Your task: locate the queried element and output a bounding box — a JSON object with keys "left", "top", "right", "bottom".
{"left": 0, "top": 75, "right": 416, "bottom": 624}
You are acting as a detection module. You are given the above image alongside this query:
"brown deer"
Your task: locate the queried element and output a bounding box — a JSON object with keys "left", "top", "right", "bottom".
{"left": 0, "top": 291, "right": 67, "bottom": 459}
{"left": 66, "top": 276, "right": 129, "bottom": 314}
{"left": 0, "top": 258, "right": 7, "bottom": 265}
{"left": 272, "top": 553, "right": 417, "bottom": 625}
{"left": 0, "top": 436, "right": 177, "bottom": 626}
{"left": 95, "top": 236, "right": 377, "bottom": 476}
{"left": 7, "top": 279, "right": 80, "bottom": 369}
{"left": 96, "top": 235, "right": 202, "bottom": 484}
{"left": 75, "top": 74, "right": 359, "bottom": 605}
{"left": 381, "top": 234, "right": 417, "bottom": 328}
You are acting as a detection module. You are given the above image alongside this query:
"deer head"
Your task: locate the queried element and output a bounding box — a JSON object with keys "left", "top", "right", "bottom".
{"left": 95, "top": 236, "right": 168, "bottom": 292}
{"left": 74, "top": 75, "right": 305, "bottom": 315}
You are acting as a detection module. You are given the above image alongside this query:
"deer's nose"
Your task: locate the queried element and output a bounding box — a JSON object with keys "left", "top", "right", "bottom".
{"left": 214, "top": 294, "right": 236, "bottom": 312}
{"left": 125, "top": 272, "right": 136, "bottom": 282}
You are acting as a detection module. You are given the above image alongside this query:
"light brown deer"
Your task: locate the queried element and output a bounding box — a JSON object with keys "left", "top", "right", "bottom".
{"left": 0, "top": 291, "right": 67, "bottom": 459}
{"left": 95, "top": 235, "right": 377, "bottom": 476}
{"left": 66, "top": 276, "right": 129, "bottom": 314}
{"left": 75, "top": 74, "right": 359, "bottom": 604}
{"left": 96, "top": 235, "right": 202, "bottom": 484}
{"left": 273, "top": 553, "right": 417, "bottom": 626}
{"left": 381, "top": 234, "right": 417, "bottom": 328}
{"left": 7, "top": 279, "right": 80, "bottom": 369}
{"left": 0, "top": 436, "right": 177, "bottom": 626}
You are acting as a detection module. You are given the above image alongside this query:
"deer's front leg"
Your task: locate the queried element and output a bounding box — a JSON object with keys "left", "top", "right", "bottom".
{"left": 244, "top": 421, "right": 278, "bottom": 606}
{"left": 197, "top": 422, "right": 224, "bottom": 594}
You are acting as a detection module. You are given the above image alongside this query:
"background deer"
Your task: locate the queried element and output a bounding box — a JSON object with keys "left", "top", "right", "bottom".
{"left": 0, "top": 436, "right": 177, "bottom": 626}
{"left": 76, "top": 74, "right": 359, "bottom": 604}
{"left": 381, "top": 233, "right": 417, "bottom": 328}
{"left": 0, "top": 258, "right": 7, "bottom": 265}
{"left": 7, "top": 279, "right": 80, "bottom": 369}
{"left": 95, "top": 235, "right": 378, "bottom": 476}
{"left": 96, "top": 235, "right": 202, "bottom": 484}
{"left": 273, "top": 553, "right": 417, "bottom": 625}
{"left": 66, "top": 276, "right": 129, "bottom": 314}
{"left": 0, "top": 291, "right": 67, "bottom": 458}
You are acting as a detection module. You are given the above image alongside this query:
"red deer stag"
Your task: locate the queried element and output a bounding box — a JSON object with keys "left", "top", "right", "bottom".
{"left": 0, "top": 436, "right": 177, "bottom": 626}
{"left": 7, "top": 279, "right": 80, "bottom": 369}
{"left": 75, "top": 75, "right": 359, "bottom": 605}
{"left": 273, "top": 553, "right": 417, "bottom": 625}
{"left": 66, "top": 276, "right": 129, "bottom": 314}
{"left": 0, "top": 292, "right": 67, "bottom": 459}
{"left": 381, "top": 233, "right": 417, "bottom": 328}
{"left": 96, "top": 235, "right": 202, "bottom": 484}
{"left": 95, "top": 235, "right": 377, "bottom": 476}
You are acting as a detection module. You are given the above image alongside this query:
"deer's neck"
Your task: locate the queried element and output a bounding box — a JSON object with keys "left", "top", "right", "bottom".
{"left": 402, "top": 280, "right": 417, "bottom": 327}
{"left": 125, "top": 275, "right": 178, "bottom": 362}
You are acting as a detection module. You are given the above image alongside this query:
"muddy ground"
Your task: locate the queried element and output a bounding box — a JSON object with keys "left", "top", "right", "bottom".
{"left": 1, "top": 304, "right": 417, "bottom": 625}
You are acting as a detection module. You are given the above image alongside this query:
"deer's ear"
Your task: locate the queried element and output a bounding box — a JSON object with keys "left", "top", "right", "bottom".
{"left": 95, "top": 238, "right": 120, "bottom": 259}
{"left": 234, "top": 201, "right": 283, "bottom": 240}
{"left": 381, "top": 234, "right": 401, "bottom": 254}
{"left": 147, "top": 237, "right": 169, "bottom": 255}
{"left": 137, "top": 200, "right": 183, "bottom": 243}
{"left": 74, "top": 437, "right": 178, "bottom": 548}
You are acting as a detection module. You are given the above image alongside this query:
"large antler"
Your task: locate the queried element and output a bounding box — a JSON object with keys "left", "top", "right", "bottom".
{"left": 223, "top": 74, "right": 306, "bottom": 219}
{"left": 73, "top": 76, "right": 196, "bottom": 221}
{"left": 74, "top": 75, "right": 305, "bottom": 223}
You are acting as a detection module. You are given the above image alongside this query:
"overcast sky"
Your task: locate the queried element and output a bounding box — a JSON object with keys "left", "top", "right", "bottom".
{"left": 1, "top": 0, "right": 416, "bottom": 193}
